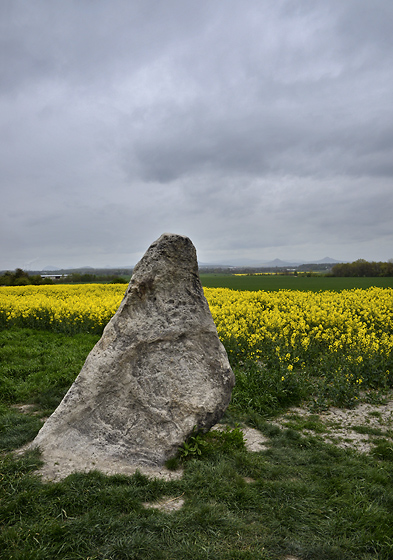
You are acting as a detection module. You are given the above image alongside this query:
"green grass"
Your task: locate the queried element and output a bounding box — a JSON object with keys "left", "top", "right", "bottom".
{"left": 1, "top": 327, "right": 393, "bottom": 558}
{"left": 279, "top": 413, "right": 328, "bottom": 434}
{"left": 199, "top": 274, "right": 393, "bottom": 292}
{"left": 0, "top": 405, "right": 44, "bottom": 451}
{"left": 0, "top": 328, "right": 99, "bottom": 409}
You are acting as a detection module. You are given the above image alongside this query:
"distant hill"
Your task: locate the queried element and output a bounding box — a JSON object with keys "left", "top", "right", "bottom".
{"left": 316, "top": 257, "right": 341, "bottom": 264}
{"left": 260, "top": 259, "right": 299, "bottom": 267}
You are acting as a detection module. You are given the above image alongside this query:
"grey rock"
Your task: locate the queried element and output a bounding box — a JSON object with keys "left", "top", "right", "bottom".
{"left": 31, "top": 233, "right": 235, "bottom": 467}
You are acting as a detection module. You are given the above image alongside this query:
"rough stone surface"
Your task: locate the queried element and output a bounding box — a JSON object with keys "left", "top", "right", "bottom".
{"left": 31, "top": 233, "right": 235, "bottom": 472}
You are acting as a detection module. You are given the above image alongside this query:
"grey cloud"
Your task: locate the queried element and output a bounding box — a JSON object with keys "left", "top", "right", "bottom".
{"left": 1, "top": 0, "right": 392, "bottom": 269}
{"left": 125, "top": 95, "right": 393, "bottom": 183}
{"left": 0, "top": 0, "right": 210, "bottom": 94}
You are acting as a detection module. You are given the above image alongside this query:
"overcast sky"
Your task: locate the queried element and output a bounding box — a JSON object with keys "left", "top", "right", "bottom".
{"left": 1, "top": 0, "right": 392, "bottom": 269}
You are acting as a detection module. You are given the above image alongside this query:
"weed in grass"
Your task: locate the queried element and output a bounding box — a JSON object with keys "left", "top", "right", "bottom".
{"left": 172, "top": 425, "right": 246, "bottom": 468}
{"left": 178, "top": 427, "right": 209, "bottom": 460}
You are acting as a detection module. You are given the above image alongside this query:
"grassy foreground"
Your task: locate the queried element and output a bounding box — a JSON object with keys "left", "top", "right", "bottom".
{"left": 1, "top": 328, "right": 393, "bottom": 559}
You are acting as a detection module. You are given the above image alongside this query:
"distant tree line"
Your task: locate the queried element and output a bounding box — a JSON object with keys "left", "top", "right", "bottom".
{"left": 331, "top": 259, "right": 393, "bottom": 277}
{"left": 57, "top": 272, "right": 128, "bottom": 284}
{"left": 0, "top": 268, "right": 130, "bottom": 286}
{"left": 296, "top": 263, "right": 333, "bottom": 272}
{"left": 0, "top": 268, "right": 53, "bottom": 286}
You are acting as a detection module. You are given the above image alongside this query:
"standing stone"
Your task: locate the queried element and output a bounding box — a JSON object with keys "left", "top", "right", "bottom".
{"left": 31, "top": 233, "right": 235, "bottom": 468}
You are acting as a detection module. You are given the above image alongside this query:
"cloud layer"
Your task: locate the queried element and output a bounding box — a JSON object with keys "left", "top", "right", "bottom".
{"left": 1, "top": 0, "right": 392, "bottom": 268}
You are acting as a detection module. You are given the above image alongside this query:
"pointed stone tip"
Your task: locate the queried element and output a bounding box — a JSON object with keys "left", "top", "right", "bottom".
{"left": 137, "top": 233, "right": 197, "bottom": 273}
{"left": 159, "top": 232, "right": 189, "bottom": 239}
{"left": 154, "top": 232, "right": 193, "bottom": 246}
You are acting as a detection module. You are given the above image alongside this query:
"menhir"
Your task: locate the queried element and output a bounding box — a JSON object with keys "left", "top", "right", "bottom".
{"left": 31, "top": 233, "right": 235, "bottom": 467}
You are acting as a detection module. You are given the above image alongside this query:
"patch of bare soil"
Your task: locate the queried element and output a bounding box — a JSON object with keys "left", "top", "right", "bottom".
{"left": 276, "top": 395, "right": 393, "bottom": 454}
{"left": 242, "top": 426, "right": 270, "bottom": 452}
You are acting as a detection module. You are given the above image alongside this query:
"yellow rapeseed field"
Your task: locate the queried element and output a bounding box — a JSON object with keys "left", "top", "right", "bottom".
{"left": 0, "top": 284, "right": 124, "bottom": 333}
{"left": 205, "top": 286, "right": 393, "bottom": 395}
{"left": 205, "top": 287, "right": 393, "bottom": 362}
{"left": 0, "top": 284, "right": 392, "bottom": 395}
